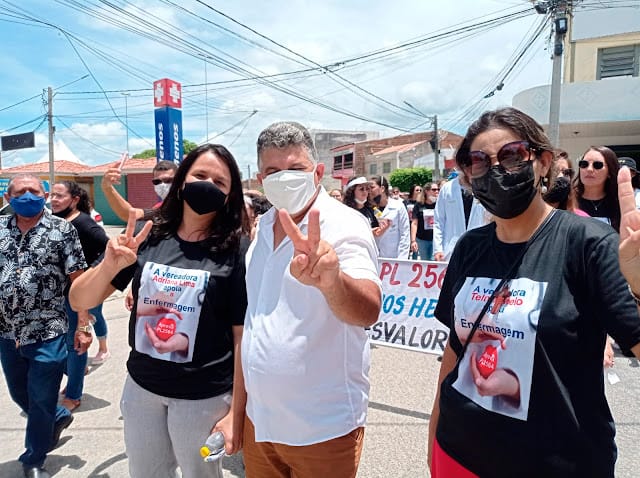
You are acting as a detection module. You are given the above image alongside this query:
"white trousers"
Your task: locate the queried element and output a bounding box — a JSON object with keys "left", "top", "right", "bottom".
{"left": 120, "top": 375, "right": 231, "bottom": 478}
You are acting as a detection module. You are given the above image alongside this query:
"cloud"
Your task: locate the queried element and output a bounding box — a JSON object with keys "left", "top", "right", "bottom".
{"left": 1, "top": 0, "right": 566, "bottom": 175}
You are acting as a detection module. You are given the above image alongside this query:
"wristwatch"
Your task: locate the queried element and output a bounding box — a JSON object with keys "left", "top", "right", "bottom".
{"left": 76, "top": 324, "right": 93, "bottom": 333}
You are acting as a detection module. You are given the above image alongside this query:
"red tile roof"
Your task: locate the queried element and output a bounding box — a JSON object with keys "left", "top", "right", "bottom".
{"left": 372, "top": 141, "right": 427, "bottom": 156}
{"left": 0, "top": 160, "right": 91, "bottom": 175}
{"left": 0, "top": 157, "right": 158, "bottom": 176}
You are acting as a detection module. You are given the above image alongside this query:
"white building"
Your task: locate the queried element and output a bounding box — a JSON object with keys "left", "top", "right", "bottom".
{"left": 513, "top": 7, "right": 640, "bottom": 160}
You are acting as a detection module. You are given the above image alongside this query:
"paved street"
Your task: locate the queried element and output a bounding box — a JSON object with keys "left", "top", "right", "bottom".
{"left": 0, "top": 227, "right": 638, "bottom": 476}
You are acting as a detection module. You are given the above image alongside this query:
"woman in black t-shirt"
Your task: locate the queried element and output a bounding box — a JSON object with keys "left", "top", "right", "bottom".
{"left": 575, "top": 145, "right": 620, "bottom": 231}
{"left": 344, "top": 176, "right": 389, "bottom": 238}
{"left": 429, "top": 107, "right": 640, "bottom": 478}
{"left": 69, "top": 144, "right": 249, "bottom": 478}
{"left": 410, "top": 182, "right": 438, "bottom": 260}
{"left": 51, "top": 181, "right": 110, "bottom": 413}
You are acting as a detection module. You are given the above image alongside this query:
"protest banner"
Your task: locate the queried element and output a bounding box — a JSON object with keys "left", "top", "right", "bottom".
{"left": 369, "top": 259, "right": 449, "bottom": 355}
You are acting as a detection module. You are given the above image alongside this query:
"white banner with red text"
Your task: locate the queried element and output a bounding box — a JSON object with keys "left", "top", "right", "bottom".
{"left": 368, "top": 259, "right": 449, "bottom": 355}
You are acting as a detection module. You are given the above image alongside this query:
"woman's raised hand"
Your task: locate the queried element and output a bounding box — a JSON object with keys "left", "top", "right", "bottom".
{"left": 104, "top": 209, "right": 152, "bottom": 272}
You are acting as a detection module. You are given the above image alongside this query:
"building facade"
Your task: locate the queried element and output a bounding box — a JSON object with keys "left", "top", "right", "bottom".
{"left": 513, "top": 7, "right": 640, "bottom": 161}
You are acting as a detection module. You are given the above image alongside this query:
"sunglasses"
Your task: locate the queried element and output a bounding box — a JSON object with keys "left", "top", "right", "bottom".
{"left": 151, "top": 178, "right": 173, "bottom": 185}
{"left": 560, "top": 168, "right": 574, "bottom": 178}
{"left": 430, "top": 188, "right": 440, "bottom": 191}
{"left": 464, "top": 141, "right": 538, "bottom": 179}
{"left": 578, "top": 160, "right": 604, "bottom": 170}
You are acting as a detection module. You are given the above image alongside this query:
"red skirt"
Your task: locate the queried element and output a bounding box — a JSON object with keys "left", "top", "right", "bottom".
{"left": 431, "top": 439, "right": 478, "bottom": 478}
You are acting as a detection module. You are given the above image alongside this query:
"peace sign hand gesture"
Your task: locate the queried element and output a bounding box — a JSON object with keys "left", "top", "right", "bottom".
{"left": 104, "top": 209, "right": 153, "bottom": 273}
{"left": 617, "top": 167, "right": 640, "bottom": 292}
{"left": 279, "top": 208, "right": 340, "bottom": 292}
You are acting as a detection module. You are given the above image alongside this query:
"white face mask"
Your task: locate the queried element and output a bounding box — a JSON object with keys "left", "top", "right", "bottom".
{"left": 262, "top": 167, "right": 318, "bottom": 215}
{"left": 154, "top": 182, "right": 171, "bottom": 201}
{"left": 355, "top": 197, "right": 367, "bottom": 205}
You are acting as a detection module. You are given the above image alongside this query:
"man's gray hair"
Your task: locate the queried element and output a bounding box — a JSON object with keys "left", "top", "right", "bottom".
{"left": 256, "top": 121, "right": 318, "bottom": 166}
{"left": 7, "top": 173, "right": 45, "bottom": 195}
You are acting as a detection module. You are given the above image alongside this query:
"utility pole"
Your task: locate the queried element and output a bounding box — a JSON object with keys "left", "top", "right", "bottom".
{"left": 432, "top": 114, "right": 440, "bottom": 181}
{"left": 403, "top": 101, "right": 440, "bottom": 179}
{"left": 545, "top": 0, "right": 570, "bottom": 146}
{"left": 204, "top": 58, "right": 209, "bottom": 143}
{"left": 247, "top": 164, "right": 251, "bottom": 190}
{"left": 122, "top": 92, "right": 130, "bottom": 153}
{"left": 47, "top": 86, "right": 55, "bottom": 189}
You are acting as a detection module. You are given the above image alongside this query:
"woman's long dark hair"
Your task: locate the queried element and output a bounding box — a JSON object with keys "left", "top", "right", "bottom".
{"left": 150, "top": 144, "right": 248, "bottom": 253}
{"left": 575, "top": 145, "right": 620, "bottom": 231}
{"left": 58, "top": 181, "right": 91, "bottom": 214}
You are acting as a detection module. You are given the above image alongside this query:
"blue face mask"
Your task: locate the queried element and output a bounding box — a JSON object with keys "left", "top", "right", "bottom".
{"left": 10, "top": 191, "right": 46, "bottom": 218}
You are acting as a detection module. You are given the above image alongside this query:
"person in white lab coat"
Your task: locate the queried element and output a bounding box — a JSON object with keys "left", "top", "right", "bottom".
{"left": 433, "top": 176, "right": 488, "bottom": 261}
{"left": 369, "top": 175, "right": 411, "bottom": 259}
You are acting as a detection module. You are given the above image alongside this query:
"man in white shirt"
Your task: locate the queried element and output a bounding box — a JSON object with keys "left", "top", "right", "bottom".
{"left": 241, "top": 121, "right": 382, "bottom": 478}
{"left": 433, "top": 176, "right": 488, "bottom": 261}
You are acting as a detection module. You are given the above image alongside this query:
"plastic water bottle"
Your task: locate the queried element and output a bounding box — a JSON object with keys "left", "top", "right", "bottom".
{"left": 200, "top": 431, "right": 226, "bottom": 462}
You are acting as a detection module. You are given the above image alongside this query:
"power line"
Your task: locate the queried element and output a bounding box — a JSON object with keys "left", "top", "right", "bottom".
{"left": 55, "top": 116, "right": 122, "bottom": 155}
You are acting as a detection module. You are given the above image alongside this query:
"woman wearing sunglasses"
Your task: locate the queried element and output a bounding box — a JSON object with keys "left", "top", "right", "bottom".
{"left": 542, "top": 151, "right": 588, "bottom": 217}
{"left": 575, "top": 146, "right": 621, "bottom": 231}
{"left": 428, "top": 107, "right": 640, "bottom": 478}
{"left": 410, "top": 182, "right": 439, "bottom": 260}
{"left": 343, "top": 176, "right": 390, "bottom": 237}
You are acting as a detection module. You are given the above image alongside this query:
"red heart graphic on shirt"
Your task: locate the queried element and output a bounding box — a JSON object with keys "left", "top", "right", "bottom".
{"left": 476, "top": 345, "right": 498, "bottom": 379}
{"left": 155, "top": 317, "right": 176, "bottom": 341}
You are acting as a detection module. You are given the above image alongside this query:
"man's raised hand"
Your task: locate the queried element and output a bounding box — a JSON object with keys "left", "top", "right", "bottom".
{"left": 279, "top": 208, "right": 340, "bottom": 291}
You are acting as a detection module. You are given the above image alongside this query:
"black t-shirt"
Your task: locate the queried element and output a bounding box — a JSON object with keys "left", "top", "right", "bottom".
{"left": 70, "top": 212, "right": 109, "bottom": 265}
{"left": 412, "top": 202, "right": 435, "bottom": 241}
{"left": 111, "top": 233, "right": 247, "bottom": 400}
{"left": 404, "top": 199, "right": 417, "bottom": 221}
{"left": 434, "top": 210, "right": 640, "bottom": 477}
{"left": 358, "top": 205, "right": 380, "bottom": 228}
{"left": 577, "top": 197, "right": 615, "bottom": 229}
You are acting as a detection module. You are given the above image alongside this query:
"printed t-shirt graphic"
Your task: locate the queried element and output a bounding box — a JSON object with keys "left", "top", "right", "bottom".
{"left": 452, "top": 276, "right": 547, "bottom": 421}
{"left": 135, "top": 262, "right": 209, "bottom": 363}
{"left": 423, "top": 208, "right": 434, "bottom": 230}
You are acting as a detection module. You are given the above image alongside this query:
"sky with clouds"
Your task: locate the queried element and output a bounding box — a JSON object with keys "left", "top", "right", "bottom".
{"left": 0, "top": 0, "right": 633, "bottom": 177}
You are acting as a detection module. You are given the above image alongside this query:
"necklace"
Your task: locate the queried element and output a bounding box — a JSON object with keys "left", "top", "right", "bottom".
{"left": 588, "top": 198, "right": 604, "bottom": 212}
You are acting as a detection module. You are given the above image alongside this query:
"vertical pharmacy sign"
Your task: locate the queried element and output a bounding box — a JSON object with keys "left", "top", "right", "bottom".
{"left": 153, "top": 78, "right": 183, "bottom": 165}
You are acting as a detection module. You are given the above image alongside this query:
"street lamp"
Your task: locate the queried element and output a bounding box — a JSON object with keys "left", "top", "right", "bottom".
{"left": 122, "top": 92, "right": 130, "bottom": 153}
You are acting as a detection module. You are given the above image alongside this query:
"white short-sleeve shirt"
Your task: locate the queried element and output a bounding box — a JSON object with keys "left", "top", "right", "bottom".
{"left": 242, "top": 188, "right": 381, "bottom": 445}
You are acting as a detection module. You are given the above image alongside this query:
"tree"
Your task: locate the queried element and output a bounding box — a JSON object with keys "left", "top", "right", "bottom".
{"left": 132, "top": 139, "right": 198, "bottom": 159}
{"left": 389, "top": 167, "right": 432, "bottom": 192}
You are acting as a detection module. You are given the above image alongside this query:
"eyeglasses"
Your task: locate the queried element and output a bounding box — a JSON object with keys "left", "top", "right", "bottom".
{"left": 151, "top": 178, "right": 173, "bottom": 185}
{"left": 464, "top": 140, "right": 538, "bottom": 179}
{"left": 578, "top": 160, "right": 604, "bottom": 170}
{"left": 560, "top": 168, "right": 574, "bottom": 178}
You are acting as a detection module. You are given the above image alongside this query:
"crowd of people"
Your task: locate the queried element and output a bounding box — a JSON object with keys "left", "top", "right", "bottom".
{"left": 1, "top": 110, "right": 640, "bottom": 478}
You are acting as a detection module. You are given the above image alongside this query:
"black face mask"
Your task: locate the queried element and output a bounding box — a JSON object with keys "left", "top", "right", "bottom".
{"left": 372, "top": 194, "right": 382, "bottom": 205}
{"left": 471, "top": 161, "right": 537, "bottom": 219}
{"left": 53, "top": 206, "right": 74, "bottom": 218}
{"left": 543, "top": 176, "right": 570, "bottom": 207}
{"left": 182, "top": 181, "right": 227, "bottom": 215}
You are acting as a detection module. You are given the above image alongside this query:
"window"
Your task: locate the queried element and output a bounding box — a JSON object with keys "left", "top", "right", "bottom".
{"left": 332, "top": 152, "right": 354, "bottom": 170}
{"left": 597, "top": 45, "right": 639, "bottom": 79}
{"left": 369, "top": 163, "right": 377, "bottom": 175}
{"left": 344, "top": 153, "right": 354, "bottom": 168}
{"left": 383, "top": 162, "right": 391, "bottom": 174}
